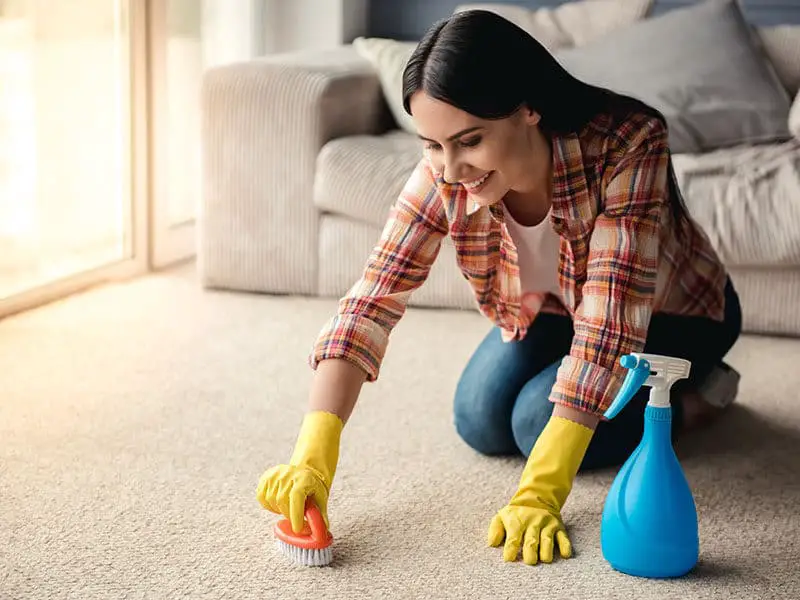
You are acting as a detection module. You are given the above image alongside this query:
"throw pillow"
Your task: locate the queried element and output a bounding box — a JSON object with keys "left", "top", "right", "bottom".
{"left": 790, "top": 92, "right": 800, "bottom": 139}
{"left": 757, "top": 25, "right": 800, "bottom": 97}
{"left": 454, "top": 3, "right": 570, "bottom": 50}
{"left": 454, "top": 0, "right": 653, "bottom": 51}
{"left": 555, "top": 0, "right": 793, "bottom": 153}
{"left": 354, "top": 0, "right": 655, "bottom": 135}
{"left": 352, "top": 37, "right": 418, "bottom": 134}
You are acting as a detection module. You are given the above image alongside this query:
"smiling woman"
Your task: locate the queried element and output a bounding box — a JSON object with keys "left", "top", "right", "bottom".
{"left": 256, "top": 7, "right": 744, "bottom": 569}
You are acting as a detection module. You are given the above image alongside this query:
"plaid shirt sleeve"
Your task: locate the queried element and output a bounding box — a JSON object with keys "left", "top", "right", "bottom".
{"left": 309, "top": 159, "right": 448, "bottom": 381}
{"left": 550, "top": 117, "right": 670, "bottom": 415}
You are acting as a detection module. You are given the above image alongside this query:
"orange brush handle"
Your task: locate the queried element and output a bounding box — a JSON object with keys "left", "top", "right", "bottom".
{"left": 273, "top": 498, "right": 333, "bottom": 550}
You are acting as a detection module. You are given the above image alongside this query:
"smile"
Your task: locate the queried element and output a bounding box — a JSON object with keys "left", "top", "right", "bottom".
{"left": 462, "top": 171, "right": 493, "bottom": 191}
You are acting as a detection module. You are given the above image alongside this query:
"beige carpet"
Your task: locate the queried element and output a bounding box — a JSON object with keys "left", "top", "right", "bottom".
{"left": 2, "top": 265, "right": 799, "bottom": 600}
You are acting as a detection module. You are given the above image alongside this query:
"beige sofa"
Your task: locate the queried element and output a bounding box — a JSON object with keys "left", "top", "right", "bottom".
{"left": 199, "top": 30, "right": 800, "bottom": 337}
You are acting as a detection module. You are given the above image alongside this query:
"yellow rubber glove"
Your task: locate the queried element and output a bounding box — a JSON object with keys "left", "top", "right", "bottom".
{"left": 488, "top": 416, "right": 593, "bottom": 565}
{"left": 256, "top": 410, "right": 343, "bottom": 533}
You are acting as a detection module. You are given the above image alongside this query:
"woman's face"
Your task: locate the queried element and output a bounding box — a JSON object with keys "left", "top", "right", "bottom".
{"left": 409, "top": 90, "right": 544, "bottom": 207}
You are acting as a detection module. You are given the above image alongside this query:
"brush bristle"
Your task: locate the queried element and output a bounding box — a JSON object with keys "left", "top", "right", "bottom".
{"left": 275, "top": 539, "right": 333, "bottom": 567}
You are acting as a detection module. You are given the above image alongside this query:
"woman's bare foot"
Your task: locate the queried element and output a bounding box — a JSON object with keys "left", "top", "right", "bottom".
{"left": 679, "top": 388, "right": 725, "bottom": 431}
{"left": 678, "top": 363, "right": 740, "bottom": 431}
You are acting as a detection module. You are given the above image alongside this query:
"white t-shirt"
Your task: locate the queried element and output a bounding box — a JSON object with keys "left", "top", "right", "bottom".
{"left": 503, "top": 206, "right": 562, "bottom": 299}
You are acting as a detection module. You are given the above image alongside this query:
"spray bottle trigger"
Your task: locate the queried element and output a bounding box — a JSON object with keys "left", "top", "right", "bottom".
{"left": 603, "top": 355, "right": 651, "bottom": 420}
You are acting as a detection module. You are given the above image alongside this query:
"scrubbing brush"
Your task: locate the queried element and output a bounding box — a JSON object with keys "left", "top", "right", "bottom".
{"left": 274, "top": 498, "right": 333, "bottom": 567}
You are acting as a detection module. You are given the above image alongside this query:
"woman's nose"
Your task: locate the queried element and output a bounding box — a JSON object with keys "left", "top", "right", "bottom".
{"left": 443, "top": 156, "right": 465, "bottom": 184}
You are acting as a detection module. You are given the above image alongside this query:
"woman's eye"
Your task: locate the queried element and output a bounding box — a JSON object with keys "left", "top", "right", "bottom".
{"left": 460, "top": 136, "right": 482, "bottom": 148}
{"left": 424, "top": 143, "right": 442, "bottom": 151}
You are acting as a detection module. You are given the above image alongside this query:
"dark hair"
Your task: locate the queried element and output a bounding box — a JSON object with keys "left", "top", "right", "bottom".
{"left": 402, "top": 9, "right": 690, "bottom": 233}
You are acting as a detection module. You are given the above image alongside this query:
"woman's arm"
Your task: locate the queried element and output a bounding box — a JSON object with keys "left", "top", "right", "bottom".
{"left": 257, "top": 160, "right": 448, "bottom": 530}
{"left": 487, "top": 115, "right": 670, "bottom": 566}
{"left": 308, "top": 358, "right": 367, "bottom": 424}
{"left": 549, "top": 114, "right": 669, "bottom": 417}
{"left": 305, "top": 158, "right": 448, "bottom": 428}
{"left": 308, "top": 159, "right": 449, "bottom": 385}
{"left": 552, "top": 404, "right": 600, "bottom": 430}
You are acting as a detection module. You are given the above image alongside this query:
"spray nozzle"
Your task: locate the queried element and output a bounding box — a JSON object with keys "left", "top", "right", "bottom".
{"left": 604, "top": 353, "right": 692, "bottom": 419}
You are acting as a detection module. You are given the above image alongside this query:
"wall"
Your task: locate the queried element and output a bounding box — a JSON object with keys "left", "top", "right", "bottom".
{"left": 367, "top": 0, "right": 800, "bottom": 40}
{"left": 202, "top": 0, "right": 262, "bottom": 65}
{"left": 269, "top": 0, "right": 369, "bottom": 52}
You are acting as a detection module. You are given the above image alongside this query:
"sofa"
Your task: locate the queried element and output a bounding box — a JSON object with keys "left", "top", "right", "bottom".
{"left": 199, "top": 0, "right": 800, "bottom": 337}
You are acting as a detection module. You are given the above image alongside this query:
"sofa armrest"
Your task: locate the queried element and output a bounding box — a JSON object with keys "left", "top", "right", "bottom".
{"left": 199, "top": 45, "right": 388, "bottom": 295}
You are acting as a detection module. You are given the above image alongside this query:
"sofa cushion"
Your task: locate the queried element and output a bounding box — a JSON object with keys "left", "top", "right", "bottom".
{"left": 556, "top": 0, "right": 793, "bottom": 153}
{"left": 352, "top": 37, "right": 418, "bottom": 135}
{"left": 758, "top": 25, "right": 800, "bottom": 97}
{"left": 673, "top": 140, "right": 800, "bottom": 268}
{"left": 454, "top": 0, "right": 653, "bottom": 51}
{"left": 315, "top": 131, "right": 422, "bottom": 229}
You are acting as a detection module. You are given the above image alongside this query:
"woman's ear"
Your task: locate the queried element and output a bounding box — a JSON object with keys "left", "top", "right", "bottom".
{"left": 525, "top": 109, "right": 542, "bottom": 127}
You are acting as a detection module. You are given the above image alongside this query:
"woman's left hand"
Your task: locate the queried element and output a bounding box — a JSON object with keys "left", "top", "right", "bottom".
{"left": 488, "top": 500, "right": 571, "bottom": 565}
{"left": 486, "top": 415, "right": 594, "bottom": 565}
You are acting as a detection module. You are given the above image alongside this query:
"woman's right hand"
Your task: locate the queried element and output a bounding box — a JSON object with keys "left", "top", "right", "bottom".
{"left": 257, "top": 463, "right": 331, "bottom": 533}
{"left": 256, "top": 411, "right": 344, "bottom": 533}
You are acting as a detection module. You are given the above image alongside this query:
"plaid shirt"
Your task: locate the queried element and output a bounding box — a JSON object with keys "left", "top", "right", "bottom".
{"left": 309, "top": 111, "right": 728, "bottom": 415}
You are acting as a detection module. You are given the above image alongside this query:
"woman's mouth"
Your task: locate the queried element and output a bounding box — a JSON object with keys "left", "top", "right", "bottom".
{"left": 462, "top": 171, "right": 494, "bottom": 192}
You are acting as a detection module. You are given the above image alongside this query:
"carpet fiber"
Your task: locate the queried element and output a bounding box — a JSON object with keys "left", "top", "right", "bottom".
{"left": 2, "top": 266, "right": 799, "bottom": 599}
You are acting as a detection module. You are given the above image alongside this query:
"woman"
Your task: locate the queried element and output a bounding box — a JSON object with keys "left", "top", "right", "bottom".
{"left": 256, "top": 10, "right": 742, "bottom": 566}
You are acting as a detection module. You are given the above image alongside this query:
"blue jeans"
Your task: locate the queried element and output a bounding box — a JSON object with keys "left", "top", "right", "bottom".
{"left": 453, "top": 279, "right": 742, "bottom": 470}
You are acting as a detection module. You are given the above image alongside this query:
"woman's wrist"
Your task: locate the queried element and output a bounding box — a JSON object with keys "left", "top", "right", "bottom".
{"left": 551, "top": 403, "right": 601, "bottom": 431}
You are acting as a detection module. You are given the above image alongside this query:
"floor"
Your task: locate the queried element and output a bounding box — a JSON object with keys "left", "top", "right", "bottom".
{"left": 1, "top": 265, "right": 799, "bottom": 599}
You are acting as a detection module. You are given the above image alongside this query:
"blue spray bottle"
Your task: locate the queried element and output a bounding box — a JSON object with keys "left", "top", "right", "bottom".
{"left": 600, "top": 353, "right": 698, "bottom": 578}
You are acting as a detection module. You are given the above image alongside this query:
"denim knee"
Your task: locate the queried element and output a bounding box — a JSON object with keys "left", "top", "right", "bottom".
{"left": 510, "top": 361, "right": 560, "bottom": 456}
{"left": 453, "top": 394, "right": 519, "bottom": 456}
{"left": 453, "top": 323, "right": 575, "bottom": 457}
{"left": 453, "top": 378, "right": 519, "bottom": 457}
